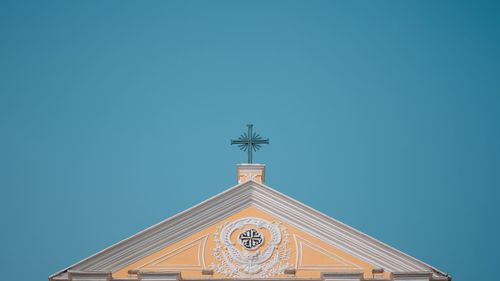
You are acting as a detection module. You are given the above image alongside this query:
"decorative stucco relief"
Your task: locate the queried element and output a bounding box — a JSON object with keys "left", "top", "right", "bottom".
{"left": 210, "top": 217, "right": 292, "bottom": 278}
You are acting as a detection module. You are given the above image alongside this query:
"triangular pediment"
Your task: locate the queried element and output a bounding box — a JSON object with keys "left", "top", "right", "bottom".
{"left": 50, "top": 180, "right": 448, "bottom": 281}
{"left": 112, "top": 206, "right": 373, "bottom": 279}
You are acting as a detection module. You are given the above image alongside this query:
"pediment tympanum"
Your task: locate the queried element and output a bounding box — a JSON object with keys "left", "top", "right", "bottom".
{"left": 113, "top": 206, "right": 380, "bottom": 279}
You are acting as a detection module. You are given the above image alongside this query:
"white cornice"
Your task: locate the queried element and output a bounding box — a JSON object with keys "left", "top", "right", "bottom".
{"left": 50, "top": 181, "right": 449, "bottom": 281}
{"left": 321, "top": 272, "right": 364, "bottom": 281}
{"left": 138, "top": 271, "right": 181, "bottom": 281}
{"left": 67, "top": 270, "right": 112, "bottom": 281}
{"left": 391, "top": 272, "right": 433, "bottom": 281}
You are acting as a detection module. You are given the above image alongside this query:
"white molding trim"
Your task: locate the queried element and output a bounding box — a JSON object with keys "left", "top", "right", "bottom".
{"left": 50, "top": 181, "right": 449, "bottom": 280}
{"left": 294, "top": 234, "right": 362, "bottom": 271}
{"left": 138, "top": 235, "right": 208, "bottom": 270}
{"left": 392, "top": 271, "right": 433, "bottom": 281}
{"left": 321, "top": 272, "right": 364, "bottom": 281}
{"left": 67, "top": 270, "right": 112, "bottom": 281}
{"left": 138, "top": 271, "right": 180, "bottom": 281}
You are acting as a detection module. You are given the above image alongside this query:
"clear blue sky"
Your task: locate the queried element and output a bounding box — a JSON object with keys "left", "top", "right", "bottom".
{"left": 1, "top": 1, "right": 499, "bottom": 280}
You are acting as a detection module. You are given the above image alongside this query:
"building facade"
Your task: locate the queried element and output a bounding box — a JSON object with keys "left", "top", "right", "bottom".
{"left": 50, "top": 164, "right": 451, "bottom": 281}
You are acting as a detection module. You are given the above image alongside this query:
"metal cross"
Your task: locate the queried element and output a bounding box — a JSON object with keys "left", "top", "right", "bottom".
{"left": 231, "top": 124, "right": 269, "bottom": 163}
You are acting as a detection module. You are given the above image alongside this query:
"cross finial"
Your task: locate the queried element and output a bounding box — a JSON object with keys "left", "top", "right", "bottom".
{"left": 231, "top": 124, "right": 269, "bottom": 163}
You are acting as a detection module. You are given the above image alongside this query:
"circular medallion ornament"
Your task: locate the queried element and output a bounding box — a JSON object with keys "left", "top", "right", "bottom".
{"left": 239, "top": 228, "right": 264, "bottom": 250}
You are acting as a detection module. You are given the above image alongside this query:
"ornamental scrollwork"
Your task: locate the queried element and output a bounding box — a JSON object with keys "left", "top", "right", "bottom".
{"left": 210, "top": 217, "right": 291, "bottom": 278}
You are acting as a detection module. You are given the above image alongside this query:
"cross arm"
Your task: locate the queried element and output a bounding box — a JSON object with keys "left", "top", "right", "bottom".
{"left": 231, "top": 140, "right": 249, "bottom": 145}
{"left": 252, "top": 139, "right": 270, "bottom": 144}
